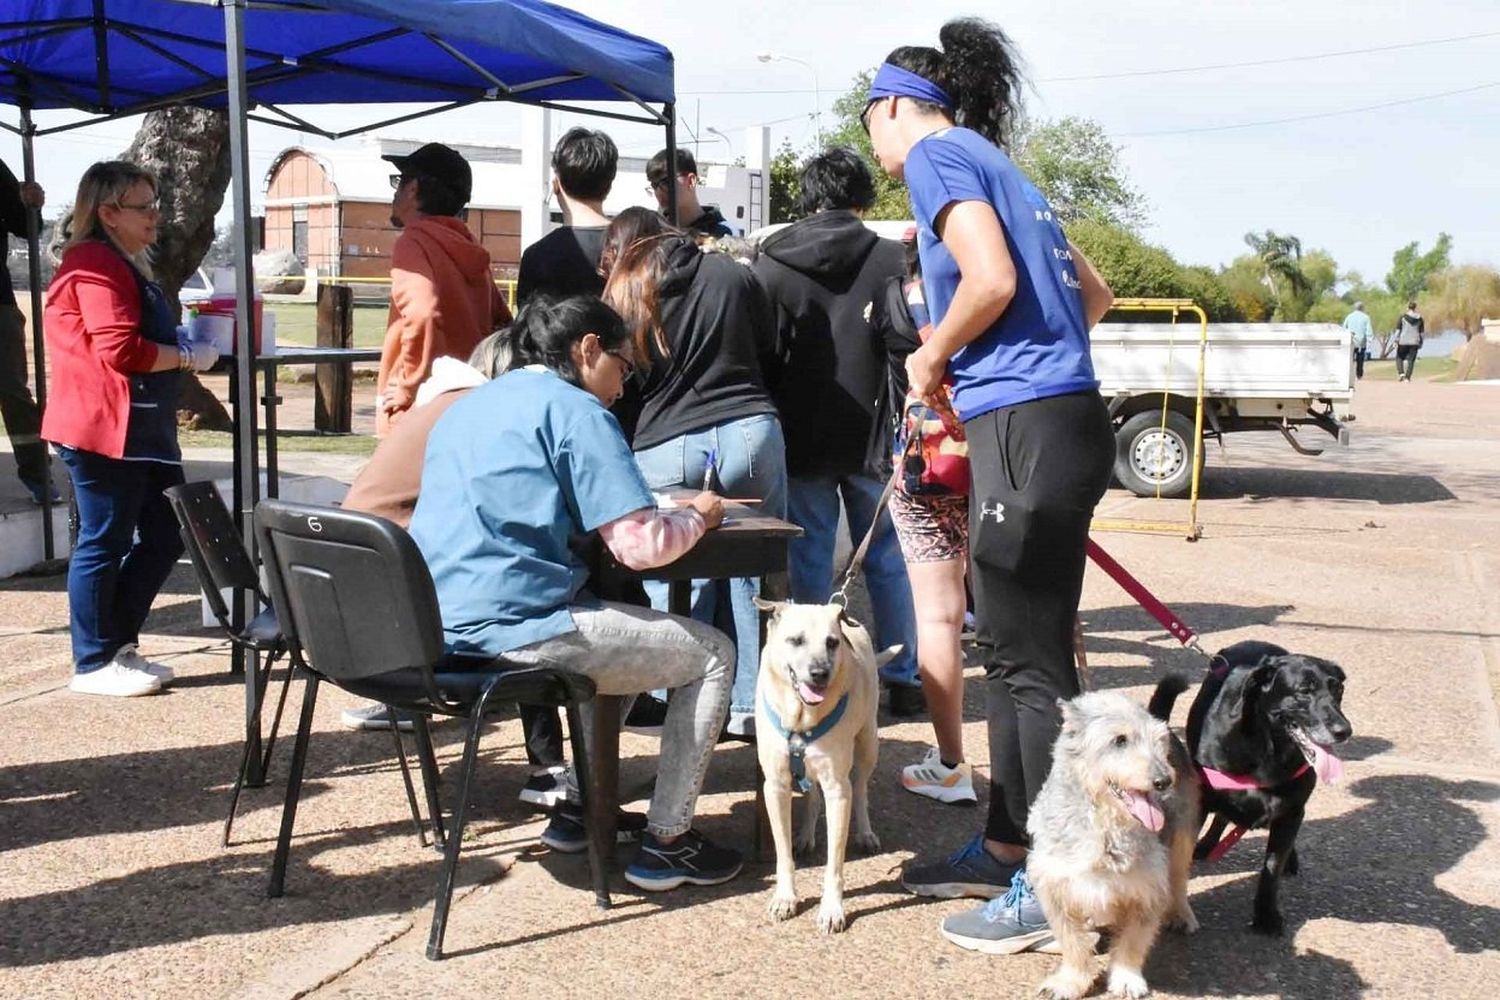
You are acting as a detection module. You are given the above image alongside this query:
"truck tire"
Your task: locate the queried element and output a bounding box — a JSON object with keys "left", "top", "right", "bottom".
{"left": 1114, "top": 410, "right": 1202, "bottom": 499}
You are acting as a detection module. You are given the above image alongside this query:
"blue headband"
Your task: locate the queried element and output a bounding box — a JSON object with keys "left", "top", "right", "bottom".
{"left": 867, "top": 62, "right": 952, "bottom": 109}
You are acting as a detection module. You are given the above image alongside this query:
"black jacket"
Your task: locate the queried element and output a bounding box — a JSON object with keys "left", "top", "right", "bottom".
{"left": 754, "top": 211, "right": 906, "bottom": 478}
{"left": 685, "top": 205, "right": 736, "bottom": 239}
{"left": 630, "top": 236, "right": 779, "bottom": 452}
{"left": 0, "top": 157, "right": 35, "bottom": 308}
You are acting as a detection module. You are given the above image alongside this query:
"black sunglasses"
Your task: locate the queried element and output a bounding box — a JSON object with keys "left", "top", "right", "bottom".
{"left": 860, "top": 96, "right": 888, "bottom": 135}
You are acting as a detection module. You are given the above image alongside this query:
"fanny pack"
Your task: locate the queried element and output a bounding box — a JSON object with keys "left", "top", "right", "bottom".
{"left": 896, "top": 395, "right": 969, "bottom": 496}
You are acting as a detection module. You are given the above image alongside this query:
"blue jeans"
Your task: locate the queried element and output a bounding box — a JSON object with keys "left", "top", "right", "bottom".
{"left": 786, "top": 473, "right": 919, "bottom": 687}
{"left": 633, "top": 413, "right": 787, "bottom": 718}
{"left": 56, "top": 447, "right": 185, "bottom": 673}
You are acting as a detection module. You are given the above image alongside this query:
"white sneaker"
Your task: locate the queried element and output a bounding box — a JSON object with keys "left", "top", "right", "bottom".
{"left": 519, "top": 764, "right": 575, "bottom": 808}
{"left": 115, "top": 644, "right": 175, "bottom": 684}
{"left": 902, "top": 747, "right": 978, "bottom": 805}
{"left": 70, "top": 661, "right": 163, "bottom": 697}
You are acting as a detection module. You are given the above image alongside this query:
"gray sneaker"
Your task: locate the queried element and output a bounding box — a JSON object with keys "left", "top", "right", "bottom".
{"left": 339, "top": 702, "right": 415, "bottom": 732}
{"left": 901, "top": 833, "right": 1022, "bottom": 898}
{"left": 940, "top": 869, "right": 1054, "bottom": 955}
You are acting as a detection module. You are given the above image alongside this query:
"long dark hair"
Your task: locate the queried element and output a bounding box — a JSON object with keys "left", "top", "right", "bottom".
{"left": 508, "top": 295, "right": 629, "bottom": 387}
{"left": 884, "top": 18, "right": 1024, "bottom": 150}
{"left": 600, "top": 207, "right": 677, "bottom": 365}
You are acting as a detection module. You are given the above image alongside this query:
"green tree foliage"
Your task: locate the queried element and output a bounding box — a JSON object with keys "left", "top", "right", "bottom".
{"left": 1066, "top": 219, "right": 1243, "bottom": 321}
{"left": 1012, "top": 117, "right": 1146, "bottom": 231}
{"left": 767, "top": 139, "right": 802, "bottom": 224}
{"left": 1217, "top": 257, "right": 1276, "bottom": 322}
{"left": 1422, "top": 264, "right": 1500, "bottom": 340}
{"left": 1386, "top": 233, "right": 1453, "bottom": 301}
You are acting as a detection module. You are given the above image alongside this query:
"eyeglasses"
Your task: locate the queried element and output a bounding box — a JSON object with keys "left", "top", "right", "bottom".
{"left": 389, "top": 173, "right": 412, "bottom": 190}
{"left": 114, "top": 199, "right": 160, "bottom": 215}
{"left": 645, "top": 173, "right": 689, "bottom": 195}
{"left": 859, "top": 98, "right": 882, "bottom": 135}
{"left": 605, "top": 348, "right": 636, "bottom": 378}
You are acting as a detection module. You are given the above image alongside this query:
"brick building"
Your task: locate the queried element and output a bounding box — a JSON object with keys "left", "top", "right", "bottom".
{"left": 262, "top": 138, "right": 523, "bottom": 281}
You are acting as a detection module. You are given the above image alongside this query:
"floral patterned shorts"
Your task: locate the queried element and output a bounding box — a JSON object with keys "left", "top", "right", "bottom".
{"left": 889, "top": 488, "right": 969, "bottom": 563}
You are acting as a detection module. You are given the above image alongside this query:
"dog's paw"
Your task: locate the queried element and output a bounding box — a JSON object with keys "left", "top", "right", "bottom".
{"left": 793, "top": 831, "right": 819, "bottom": 859}
{"left": 1285, "top": 848, "right": 1301, "bottom": 877}
{"left": 1251, "top": 909, "right": 1285, "bottom": 936}
{"left": 1106, "top": 967, "right": 1150, "bottom": 998}
{"left": 1038, "top": 970, "right": 1092, "bottom": 1000}
{"left": 767, "top": 892, "right": 798, "bottom": 922}
{"left": 1167, "top": 904, "right": 1200, "bottom": 935}
{"left": 816, "top": 897, "right": 847, "bottom": 935}
{"left": 851, "top": 830, "right": 881, "bottom": 855}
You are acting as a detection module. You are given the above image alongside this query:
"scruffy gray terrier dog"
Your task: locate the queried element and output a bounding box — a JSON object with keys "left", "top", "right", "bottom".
{"left": 1027, "top": 691, "right": 1200, "bottom": 1000}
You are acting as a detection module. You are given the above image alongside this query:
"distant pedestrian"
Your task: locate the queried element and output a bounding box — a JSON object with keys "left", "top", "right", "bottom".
{"left": 1342, "top": 300, "right": 1372, "bottom": 380}
{"left": 1395, "top": 300, "right": 1424, "bottom": 382}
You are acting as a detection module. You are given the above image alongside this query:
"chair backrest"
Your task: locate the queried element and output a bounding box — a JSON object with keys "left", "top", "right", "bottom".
{"left": 254, "top": 498, "right": 447, "bottom": 682}
{"left": 163, "top": 481, "right": 262, "bottom": 628}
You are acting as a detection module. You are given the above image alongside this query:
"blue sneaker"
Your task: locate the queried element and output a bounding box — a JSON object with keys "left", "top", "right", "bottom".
{"left": 539, "top": 803, "right": 646, "bottom": 854}
{"left": 623, "top": 829, "right": 742, "bottom": 891}
{"left": 901, "top": 832, "right": 1022, "bottom": 899}
{"left": 940, "top": 869, "right": 1054, "bottom": 955}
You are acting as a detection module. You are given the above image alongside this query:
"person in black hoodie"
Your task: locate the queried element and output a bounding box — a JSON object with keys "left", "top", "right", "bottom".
{"left": 603, "top": 209, "right": 786, "bottom": 736}
{"left": 753, "top": 148, "right": 921, "bottom": 714}
{"left": 646, "top": 147, "right": 736, "bottom": 240}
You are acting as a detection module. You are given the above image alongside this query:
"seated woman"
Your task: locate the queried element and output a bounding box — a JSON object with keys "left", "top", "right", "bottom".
{"left": 408, "top": 295, "right": 742, "bottom": 892}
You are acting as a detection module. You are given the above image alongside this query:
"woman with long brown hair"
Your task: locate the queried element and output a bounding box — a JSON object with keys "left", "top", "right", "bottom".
{"left": 601, "top": 208, "right": 787, "bottom": 737}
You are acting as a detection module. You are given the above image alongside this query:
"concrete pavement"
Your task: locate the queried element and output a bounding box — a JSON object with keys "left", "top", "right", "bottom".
{"left": 1, "top": 377, "right": 1497, "bottom": 999}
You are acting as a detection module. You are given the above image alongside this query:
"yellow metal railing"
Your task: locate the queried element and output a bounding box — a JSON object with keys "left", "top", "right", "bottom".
{"left": 1091, "top": 297, "right": 1208, "bottom": 541}
{"left": 316, "top": 274, "right": 519, "bottom": 311}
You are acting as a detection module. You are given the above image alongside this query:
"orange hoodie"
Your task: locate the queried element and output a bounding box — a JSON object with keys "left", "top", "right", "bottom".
{"left": 377, "top": 215, "right": 512, "bottom": 435}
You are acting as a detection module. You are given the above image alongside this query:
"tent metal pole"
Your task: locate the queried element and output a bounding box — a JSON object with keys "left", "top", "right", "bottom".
{"left": 224, "top": 0, "right": 265, "bottom": 783}
{"left": 19, "top": 102, "right": 55, "bottom": 561}
{"left": 664, "top": 102, "right": 679, "bottom": 226}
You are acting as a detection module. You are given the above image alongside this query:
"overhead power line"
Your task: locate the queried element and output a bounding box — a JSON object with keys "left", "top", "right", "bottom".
{"left": 1113, "top": 79, "right": 1500, "bottom": 137}
{"left": 680, "top": 27, "right": 1500, "bottom": 94}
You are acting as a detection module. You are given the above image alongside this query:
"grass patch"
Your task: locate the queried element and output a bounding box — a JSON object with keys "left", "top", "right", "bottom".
{"left": 1361, "top": 357, "right": 1459, "bottom": 382}
{"left": 178, "top": 429, "right": 378, "bottom": 456}
{"left": 270, "top": 302, "right": 388, "bottom": 348}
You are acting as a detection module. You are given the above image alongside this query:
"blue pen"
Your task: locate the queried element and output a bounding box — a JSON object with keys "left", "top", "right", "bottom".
{"left": 703, "top": 448, "right": 719, "bottom": 492}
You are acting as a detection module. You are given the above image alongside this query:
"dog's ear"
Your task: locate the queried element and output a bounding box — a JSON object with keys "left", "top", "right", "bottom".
{"left": 1058, "top": 696, "right": 1082, "bottom": 738}
{"left": 753, "top": 597, "right": 786, "bottom": 618}
{"left": 1217, "top": 661, "right": 1278, "bottom": 729}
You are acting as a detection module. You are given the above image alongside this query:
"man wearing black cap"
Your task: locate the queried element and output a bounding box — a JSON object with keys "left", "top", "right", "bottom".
{"left": 375, "top": 142, "right": 511, "bottom": 436}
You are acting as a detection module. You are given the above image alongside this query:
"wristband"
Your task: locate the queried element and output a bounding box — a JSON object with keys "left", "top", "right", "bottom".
{"left": 178, "top": 345, "right": 192, "bottom": 371}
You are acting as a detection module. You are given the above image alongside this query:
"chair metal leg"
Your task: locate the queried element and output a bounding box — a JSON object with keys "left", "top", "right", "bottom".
{"left": 427, "top": 686, "right": 501, "bottom": 961}
{"left": 588, "top": 695, "right": 623, "bottom": 909}
{"left": 412, "top": 716, "right": 446, "bottom": 850}
{"left": 224, "top": 649, "right": 287, "bottom": 847}
{"left": 567, "top": 699, "right": 612, "bottom": 910}
{"left": 257, "top": 649, "right": 293, "bottom": 775}
{"left": 268, "top": 674, "right": 320, "bottom": 898}
{"left": 389, "top": 721, "right": 428, "bottom": 848}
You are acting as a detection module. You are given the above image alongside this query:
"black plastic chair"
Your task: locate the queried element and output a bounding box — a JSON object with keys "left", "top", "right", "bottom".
{"left": 253, "top": 498, "right": 610, "bottom": 960}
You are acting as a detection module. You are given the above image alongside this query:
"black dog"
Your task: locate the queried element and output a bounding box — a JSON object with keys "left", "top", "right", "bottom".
{"left": 1151, "top": 640, "right": 1352, "bottom": 934}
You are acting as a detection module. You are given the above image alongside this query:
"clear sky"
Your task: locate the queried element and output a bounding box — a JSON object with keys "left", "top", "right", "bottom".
{"left": 3, "top": 0, "right": 1496, "bottom": 284}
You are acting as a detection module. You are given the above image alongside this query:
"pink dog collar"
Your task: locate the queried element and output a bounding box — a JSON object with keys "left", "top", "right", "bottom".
{"left": 1197, "top": 762, "right": 1310, "bottom": 861}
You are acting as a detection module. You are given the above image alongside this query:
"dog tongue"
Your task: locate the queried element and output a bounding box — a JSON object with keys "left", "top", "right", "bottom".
{"left": 797, "top": 682, "right": 827, "bottom": 705}
{"left": 1124, "top": 791, "right": 1165, "bottom": 832}
{"left": 1310, "top": 743, "right": 1345, "bottom": 784}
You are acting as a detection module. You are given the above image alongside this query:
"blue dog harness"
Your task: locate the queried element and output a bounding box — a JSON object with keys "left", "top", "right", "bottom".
{"left": 760, "top": 692, "right": 850, "bottom": 793}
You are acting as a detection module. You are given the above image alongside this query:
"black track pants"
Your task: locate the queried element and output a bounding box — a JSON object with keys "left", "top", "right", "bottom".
{"left": 965, "top": 390, "right": 1114, "bottom": 846}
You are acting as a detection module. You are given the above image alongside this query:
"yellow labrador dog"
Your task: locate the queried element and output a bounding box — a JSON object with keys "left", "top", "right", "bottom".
{"left": 753, "top": 599, "right": 900, "bottom": 934}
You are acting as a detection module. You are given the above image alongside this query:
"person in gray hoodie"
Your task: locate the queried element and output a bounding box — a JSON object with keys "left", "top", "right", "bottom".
{"left": 753, "top": 148, "right": 921, "bottom": 714}
{"left": 1395, "top": 300, "right": 1425, "bottom": 382}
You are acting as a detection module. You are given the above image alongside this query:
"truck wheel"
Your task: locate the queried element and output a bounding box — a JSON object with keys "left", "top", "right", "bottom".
{"left": 1114, "top": 410, "right": 1202, "bottom": 499}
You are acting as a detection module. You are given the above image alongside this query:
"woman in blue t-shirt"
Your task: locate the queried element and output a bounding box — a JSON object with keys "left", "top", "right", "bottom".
{"left": 862, "top": 18, "right": 1118, "bottom": 952}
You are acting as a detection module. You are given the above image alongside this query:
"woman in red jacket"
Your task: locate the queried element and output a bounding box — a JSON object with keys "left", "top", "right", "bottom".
{"left": 43, "top": 161, "right": 219, "bottom": 697}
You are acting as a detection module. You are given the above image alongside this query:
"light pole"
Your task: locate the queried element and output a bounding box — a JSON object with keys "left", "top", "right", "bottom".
{"left": 756, "top": 51, "right": 821, "bottom": 148}
{"left": 704, "top": 126, "right": 732, "bottom": 155}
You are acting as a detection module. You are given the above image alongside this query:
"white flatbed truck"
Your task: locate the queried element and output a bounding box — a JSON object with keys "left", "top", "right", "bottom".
{"left": 1091, "top": 322, "right": 1355, "bottom": 497}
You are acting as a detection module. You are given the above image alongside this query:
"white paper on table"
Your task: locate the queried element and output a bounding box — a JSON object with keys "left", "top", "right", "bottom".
{"left": 652, "top": 492, "right": 677, "bottom": 509}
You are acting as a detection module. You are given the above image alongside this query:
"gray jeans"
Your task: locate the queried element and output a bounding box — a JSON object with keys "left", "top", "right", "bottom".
{"left": 503, "top": 600, "right": 734, "bottom": 838}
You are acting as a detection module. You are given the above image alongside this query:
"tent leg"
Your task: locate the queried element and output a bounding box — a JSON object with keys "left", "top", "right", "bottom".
{"left": 19, "top": 104, "right": 55, "bottom": 562}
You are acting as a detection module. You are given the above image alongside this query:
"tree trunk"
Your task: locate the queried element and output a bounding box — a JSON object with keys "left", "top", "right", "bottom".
{"left": 125, "top": 107, "right": 235, "bottom": 431}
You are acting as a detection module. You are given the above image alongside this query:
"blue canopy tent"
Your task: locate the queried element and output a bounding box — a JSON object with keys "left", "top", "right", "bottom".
{"left": 1, "top": 0, "right": 677, "bottom": 786}
{"left": 0, "top": 0, "right": 679, "bottom": 567}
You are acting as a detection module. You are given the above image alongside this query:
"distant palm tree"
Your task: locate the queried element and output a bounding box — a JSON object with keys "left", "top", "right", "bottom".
{"left": 1244, "top": 229, "right": 1308, "bottom": 314}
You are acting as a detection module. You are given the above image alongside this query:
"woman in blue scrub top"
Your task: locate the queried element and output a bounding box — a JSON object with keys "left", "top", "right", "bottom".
{"left": 862, "top": 18, "right": 1118, "bottom": 953}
